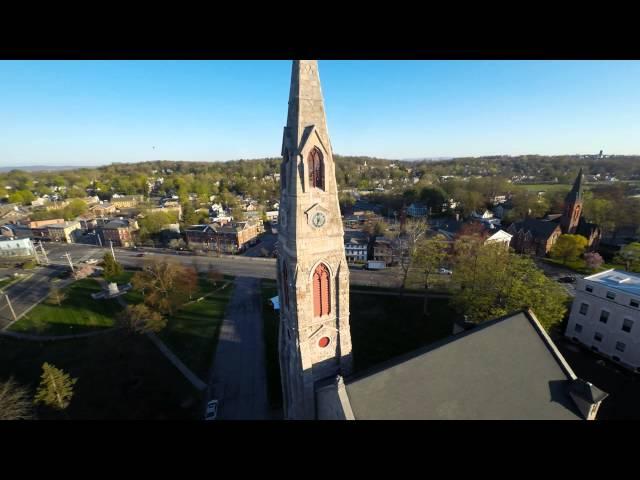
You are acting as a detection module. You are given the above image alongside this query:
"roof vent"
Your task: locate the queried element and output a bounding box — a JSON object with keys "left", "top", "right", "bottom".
{"left": 568, "top": 378, "right": 608, "bottom": 420}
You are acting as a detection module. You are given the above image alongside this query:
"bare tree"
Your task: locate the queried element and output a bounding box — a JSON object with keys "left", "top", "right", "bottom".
{"left": 120, "top": 304, "right": 167, "bottom": 334}
{"left": 412, "top": 234, "right": 449, "bottom": 315}
{"left": 47, "top": 286, "right": 67, "bottom": 306}
{"left": 207, "top": 265, "right": 224, "bottom": 287}
{"left": 131, "top": 259, "right": 191, "bottom": 315}
{"left": 397, "top": 218, "right": 428, "bottom": 291}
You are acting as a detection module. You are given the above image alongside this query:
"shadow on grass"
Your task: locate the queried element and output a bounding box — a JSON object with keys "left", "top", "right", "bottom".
{"left": 0, "top": 330, "right": 201, "bottom": 419}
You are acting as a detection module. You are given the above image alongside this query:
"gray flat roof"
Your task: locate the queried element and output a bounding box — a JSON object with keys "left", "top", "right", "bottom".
{"left": 584, "top": 269, "right": 640, "bottom": 297}
{"left": 344, "top": 310, "right": 584, "bottom": 420}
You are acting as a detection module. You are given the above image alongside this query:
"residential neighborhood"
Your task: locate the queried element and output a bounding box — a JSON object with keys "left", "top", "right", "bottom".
{"left": 0, "top": 58, "right": 639, "bottom": 421}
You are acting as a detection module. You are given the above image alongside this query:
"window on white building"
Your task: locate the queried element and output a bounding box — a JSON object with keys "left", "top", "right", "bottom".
{"left": 630, "top": 299, "right": 639, "bottom": 308}
{"left": 574, "top": 323, "right": 583, "bottom": 333}
{"left": 599, "top": 310, "right": 609, "bottom": 324}
{"left": 594, "top": 332, "right": 603, "bottom": 342}
{"left": 585, "top": 285, "right": 593, "bottom": 293}
{"left": 579, "top": 303, "right": 589, "bottom": 315}
{"left": 606, "top": 291, "right": 616, "bottom": 300}
{"left": 615, "top": 342, "right": 626, "bottom": 352}
{"left": 622, "top": 319, "right": 633, "bottom": 333}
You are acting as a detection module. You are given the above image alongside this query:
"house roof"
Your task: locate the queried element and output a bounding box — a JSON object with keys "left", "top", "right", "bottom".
{"left": 340, "top": 310, "right": 593, "bottom": 420}
{"left": 584, "top": 269, "right": 640, "bottom": 297}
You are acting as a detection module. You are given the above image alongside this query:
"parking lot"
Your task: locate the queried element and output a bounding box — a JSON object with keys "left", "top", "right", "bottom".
{"left": 551, "top": 332, "right": 640, "bottom": 419}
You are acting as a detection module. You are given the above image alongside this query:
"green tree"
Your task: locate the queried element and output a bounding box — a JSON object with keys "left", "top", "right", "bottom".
{"left": 614, "top": 242, "right": 640, "bottom": 272}
{"left": 102, "top": 252, "right": 123, "bottom": 281}
{"left": 8, "top": 189, "right": 35, "bottom": 206}
{"left": 550, "top": 234, "right": 588, "bottom": 265}
{"left": 412, "top": 234, "right": 449, "bottom": 315}
{"left": 451, "top": 242, "right": 568, "bottom": 331}
{"left": 120, "top": 304, "right": 167, "bottom": 334}
{"left": 0, "top": 377, "right": 33, "bottom": 420}
{"left": 583, "top": 198, "right": 616, "bottom": 237}
{"left": 34, "top": 363, "right": 77, "bottom": 411}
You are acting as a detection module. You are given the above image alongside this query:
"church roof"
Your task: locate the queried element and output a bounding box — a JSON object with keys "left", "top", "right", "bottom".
{"left": 577, "top": 217, "right": 599, "bottom": 236}
{"left": 511, "top": 218, "right": 560, "bottom": 240}
{"left": 340, "top": 310, "right": 596, "bottom": 420}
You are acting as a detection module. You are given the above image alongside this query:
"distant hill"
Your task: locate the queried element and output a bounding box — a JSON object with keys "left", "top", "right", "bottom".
{"left": 0, "top": 165, "right": 82, "bottom": 172}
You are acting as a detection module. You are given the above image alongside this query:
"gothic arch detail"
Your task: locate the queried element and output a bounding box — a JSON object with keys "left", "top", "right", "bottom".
{"left": 282, "top": 260, "right": 290, "bottom": 310}
{"left": 308, "top": 147, "right": 325, "bottom": 190}
{"left": 312, "top": 263, "right": 331, "bottom": 317}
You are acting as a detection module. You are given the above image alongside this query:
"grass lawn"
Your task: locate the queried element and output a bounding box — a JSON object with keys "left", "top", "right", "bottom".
{"left": 9, "top": 278, "right": 122, "bottom": 336}
{"left": 0, "top": 330, "right": 201, "bottom": 419}
{"left": 158, "top": 276, "right": 234, "bottom": 380}
{"left": 260, "top": 280, "right": 457, "bottom": 408}
{"left": 350, "top": 293, "right": 456, "bottom": 373}
{"left": 517, "top": 183, "right": 575, "bottom": 194}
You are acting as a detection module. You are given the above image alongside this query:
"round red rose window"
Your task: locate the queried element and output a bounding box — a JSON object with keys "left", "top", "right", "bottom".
{"left": 318, "top": 337, "right": 330, "bottom": 348}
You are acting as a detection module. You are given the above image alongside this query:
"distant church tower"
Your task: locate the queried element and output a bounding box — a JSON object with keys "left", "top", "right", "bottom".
{"left": 277, "top": 60, "right": 353, "bottom": 420}
{"left": 561, "top": 168, "right": 584, "bottom": 234}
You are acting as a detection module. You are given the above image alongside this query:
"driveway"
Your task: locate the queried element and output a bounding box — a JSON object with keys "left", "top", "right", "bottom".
{"left": 207, "top": 277, "right": 269, "bottom": 420}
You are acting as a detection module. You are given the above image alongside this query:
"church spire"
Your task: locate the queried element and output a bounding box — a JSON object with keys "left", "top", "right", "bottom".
{"left": 284, "top": 60, "right": 331, "bottom": 156}
{"left": 566, "top": 168, "right": 584, "bottom": 203}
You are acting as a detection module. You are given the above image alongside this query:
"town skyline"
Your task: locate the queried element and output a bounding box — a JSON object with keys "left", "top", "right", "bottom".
{"left": 1, "top": 60, "right": 640, "bottom": 167}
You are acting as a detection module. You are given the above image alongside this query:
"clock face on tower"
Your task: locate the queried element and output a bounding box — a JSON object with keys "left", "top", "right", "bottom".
{"left": 312, "top": 212, "right": 326, "bottom": 228}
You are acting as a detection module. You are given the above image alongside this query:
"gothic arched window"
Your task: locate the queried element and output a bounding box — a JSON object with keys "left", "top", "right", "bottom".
{"left": 281, "top": 150, "right": 288, "bottom": 191}
{"left": 312, "top": 263, "right": 331, "bottom": 317}
{"left": 282, "top": 260, "right": 289, "bottom": 309}
{"left": 308, "top": 147, "right": 324, "bottom": 190}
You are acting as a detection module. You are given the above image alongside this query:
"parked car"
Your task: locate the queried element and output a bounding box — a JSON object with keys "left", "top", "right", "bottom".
{"left": 136, "top": 253, "right": 145, "bottom": 257}
{"left": 438, "top": 268, "right": 453, "bottom": 275}
{"left": 84, "top": 258, "right": 98, "bottom": 265}
{"left": 205, "top": 399, "right": 218, "bottom": 420}
{"left": 558, "top": 276, "right": 576, "bottom": 283}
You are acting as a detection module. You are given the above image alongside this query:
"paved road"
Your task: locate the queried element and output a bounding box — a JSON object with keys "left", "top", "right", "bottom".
{"left": 208, "top": 277, "right": 269, "bottom": 420}
{"left": 35, "top": 242, "right": 403, "bottom": 287}
{"left": 533, "top": 258, "right": 578, "bottom": 297}
{"left": 0, "top": 266, "right": 70, "bottom": 329}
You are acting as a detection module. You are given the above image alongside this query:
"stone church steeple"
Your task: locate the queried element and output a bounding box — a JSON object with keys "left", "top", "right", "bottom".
{"left": 277, "top": 60, "right": 352, "bottom": 420}
{"left": 561, "top": 168, "right": 584, "bottom": 234}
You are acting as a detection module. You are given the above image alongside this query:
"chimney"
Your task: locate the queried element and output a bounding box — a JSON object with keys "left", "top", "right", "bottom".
{"left": 568, "top": 378, "right": 608, "bottom": 420}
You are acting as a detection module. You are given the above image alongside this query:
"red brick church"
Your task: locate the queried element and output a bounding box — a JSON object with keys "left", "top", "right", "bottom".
{"left": 508, "top": 169, "right": 601, "bottom": 256}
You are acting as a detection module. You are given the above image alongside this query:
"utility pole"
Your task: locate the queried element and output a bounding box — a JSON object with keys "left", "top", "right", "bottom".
{"left": 38, "top": 241, "right": 49, "bottom": 265}
{"left": 5, "top": 295, "right": 17, "bottom": 322}
{"left": 110, "top": 240, "right": 116, "bottom": 262}
{"left": 64, "top": 252, "right": 75, "bottom": 277}
{"left": 97, "top": 233, "right": 103, "bottom": 248}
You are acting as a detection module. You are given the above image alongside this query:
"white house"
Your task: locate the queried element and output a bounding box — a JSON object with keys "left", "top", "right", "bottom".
{"left": 344, "top": 235, "right": 369, "bottom": 264}
{"left": 565, "top": 269, "right": 640, "bottom": 372}
{"left": 484, "top": 229, "right": 513, "bottom": 248}
{"left": 471, "top": 209, "right": 495, "bottom": 220}
{"left": 0, "top": 237, "right": 36, "bottom": 259}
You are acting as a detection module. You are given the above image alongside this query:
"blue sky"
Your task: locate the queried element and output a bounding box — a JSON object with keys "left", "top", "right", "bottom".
{"left": 1, "top": 60, "right": 639, "bottom": 167}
